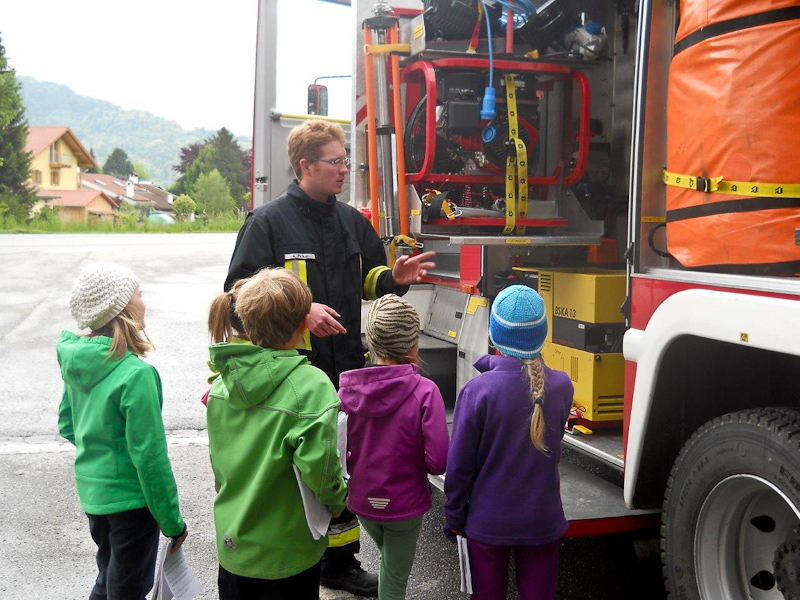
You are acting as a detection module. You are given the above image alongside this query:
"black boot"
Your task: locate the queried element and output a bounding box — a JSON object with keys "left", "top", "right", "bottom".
{"left": 320, "top": 564, "right": 378, "bottom": 597}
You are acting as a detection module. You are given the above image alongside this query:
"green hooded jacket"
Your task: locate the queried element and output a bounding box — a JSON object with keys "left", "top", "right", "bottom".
{"left": 207, "top": 342, "right": 348, "bottom": 580}
{"left": 56, "top": 331, "right": 184, "bottom": 536}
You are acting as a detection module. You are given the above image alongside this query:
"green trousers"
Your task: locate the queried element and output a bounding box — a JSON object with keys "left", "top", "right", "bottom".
{"left": 358, "top": 515, "right": 423, "bottom": 600}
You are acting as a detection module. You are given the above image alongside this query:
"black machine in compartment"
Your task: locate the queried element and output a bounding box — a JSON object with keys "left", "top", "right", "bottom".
{"left": 551, "top": 317, "right": 625, "bottom": 353}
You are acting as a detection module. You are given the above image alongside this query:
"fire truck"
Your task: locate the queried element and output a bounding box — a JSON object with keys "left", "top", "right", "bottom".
{"left": 253, "top": 1, "right": 800, "bottom": 598}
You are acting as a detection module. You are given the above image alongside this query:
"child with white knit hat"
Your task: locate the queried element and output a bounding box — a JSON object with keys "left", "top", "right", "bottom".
{"left": 444, "top": 285, "right": 575, "bottom": 600}
{"left": 338, "top": 294, "right": 450, "bottom": 600}
{"left": 57, "top": 262, "right": 187, "bottom": 599}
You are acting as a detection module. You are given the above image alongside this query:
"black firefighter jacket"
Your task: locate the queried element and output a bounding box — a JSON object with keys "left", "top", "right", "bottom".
{"left": 225, "top": 181, "right": 408, "bottom": 386}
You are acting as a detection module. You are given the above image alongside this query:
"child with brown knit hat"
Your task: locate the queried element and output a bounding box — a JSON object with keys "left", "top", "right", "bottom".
{"left": 338, "top": 294, "right": 450, "bottom": 599}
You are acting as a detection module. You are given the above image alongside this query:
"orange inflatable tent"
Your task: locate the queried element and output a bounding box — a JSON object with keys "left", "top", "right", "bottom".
{"left": 666, "top": 0, "right": 800, "bottom": 273}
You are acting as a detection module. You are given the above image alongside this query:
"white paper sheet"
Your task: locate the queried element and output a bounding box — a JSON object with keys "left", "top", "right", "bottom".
{"left": 293, "top": 412, "right": 349, "bottom": 540}
{"left": 456, "top": 535, "right": 473, "bottom": 594}
{"left": 150, "top": 537, "right": 203, "bottom": 600}
{"left": 293, "top": 463, "right": 332, "bottom": 539}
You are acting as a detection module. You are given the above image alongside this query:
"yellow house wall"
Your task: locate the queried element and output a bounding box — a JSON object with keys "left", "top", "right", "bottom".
{"left": 29, "top": 138, "right": 80, "bottom": 191}
{"left": 87, "top": 196, "right": 114, "bottom": 217}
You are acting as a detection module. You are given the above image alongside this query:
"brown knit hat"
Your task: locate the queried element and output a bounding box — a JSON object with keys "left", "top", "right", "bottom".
{"left": 366, "top": 294, "right": 420, "bottom": 361}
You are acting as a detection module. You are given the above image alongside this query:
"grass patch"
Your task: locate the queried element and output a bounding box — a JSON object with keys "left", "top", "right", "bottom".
{"left": 0, "top": 211, "right": 245, "bottom": 234}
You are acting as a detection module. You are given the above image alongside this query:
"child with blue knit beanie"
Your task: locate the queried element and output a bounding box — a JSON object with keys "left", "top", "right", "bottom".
{"left": 444, "top": 285, "right": 574, "bottom": 600}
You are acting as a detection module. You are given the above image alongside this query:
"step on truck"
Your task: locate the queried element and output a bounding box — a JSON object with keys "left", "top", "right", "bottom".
{"left": 252, "top": 1, "right": 800, "bottom": 598}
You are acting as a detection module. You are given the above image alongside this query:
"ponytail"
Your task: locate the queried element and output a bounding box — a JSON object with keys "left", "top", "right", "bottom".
{"left": 522, "top": 357, "right": 548, "bottom": 455}
{"left": 208, "top": 280, "right": 248, "bottom": 344}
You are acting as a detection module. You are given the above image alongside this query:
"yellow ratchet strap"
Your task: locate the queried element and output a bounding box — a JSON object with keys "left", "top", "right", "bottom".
{"left": 662, "top": 169, "right": 800, "bottom": 198}
{"left": 388, "top": 234, "right": 422, "bottom": 266}
{"left": 364, "top": 43, "right": 411, "bottom": 55}
{"left": 283, "top": 260, "right": 312, "bottom": 350}
{"left": 503, "top": 74, "right": 528, "bottom": 235}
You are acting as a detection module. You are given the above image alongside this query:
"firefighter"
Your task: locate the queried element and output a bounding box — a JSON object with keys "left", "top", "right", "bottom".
{"left": 225, "top": 119, "right": 435, "bottom": 597}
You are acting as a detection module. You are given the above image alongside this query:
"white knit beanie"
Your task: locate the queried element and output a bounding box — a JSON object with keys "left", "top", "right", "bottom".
{"left": 69, "top": 262, "right": 140, "bottom": 330}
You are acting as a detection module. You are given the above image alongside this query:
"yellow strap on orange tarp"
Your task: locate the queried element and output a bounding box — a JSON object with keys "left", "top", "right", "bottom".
{"left": 663, "top": 169, "right": 800, "bottom": 198}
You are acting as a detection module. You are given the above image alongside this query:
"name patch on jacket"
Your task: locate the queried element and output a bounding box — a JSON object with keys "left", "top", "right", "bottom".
{"left": 285, "top": 253, "right": 316, "bottom": 260}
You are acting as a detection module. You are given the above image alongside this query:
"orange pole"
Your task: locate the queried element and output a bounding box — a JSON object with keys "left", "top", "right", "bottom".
{"left": 362, "top": 26, "right": 381, "bottom": 234}
{"left": 389, "top": 26, "right": 409, "bottom": 237}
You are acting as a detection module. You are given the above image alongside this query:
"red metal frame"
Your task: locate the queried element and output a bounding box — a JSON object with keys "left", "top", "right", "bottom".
{"left": 401, "top": 58, "right": 591, "bottom": 186}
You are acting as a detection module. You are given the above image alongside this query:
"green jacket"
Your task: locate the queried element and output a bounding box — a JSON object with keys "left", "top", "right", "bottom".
{"left": 56, "top": 331, "right": 184, "bottom": 536}
{"left": 207, "top": 342, "right": 348, "bottom": 580}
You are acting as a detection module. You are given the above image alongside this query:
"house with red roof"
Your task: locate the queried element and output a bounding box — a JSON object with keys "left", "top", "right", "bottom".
{"left": 25, "top": 126, "right": 97, "bottom": 191}
{"left": 26, "top": 126, "right": 118, "bottom": 222}
{"left": 37, "top": 189, "right": 118, "bottom": 222}
{"left": 81, "top": 172, "right": 175, "bottom": 213}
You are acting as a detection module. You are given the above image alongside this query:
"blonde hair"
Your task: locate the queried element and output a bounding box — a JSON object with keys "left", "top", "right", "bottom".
{"left": 94, "top": 302, "right": 153, "bottom": 360}
{"left": 208, "top": 278, "right": 249, "bottom": 344}
{"left": 286, "top": 120, "right": 346, "bottom": 180}
{"left": 522, "top": 357, "right": 548, "bottom": 454}
{"left": 234, "top": 268, "right": 312, "bottom": 348}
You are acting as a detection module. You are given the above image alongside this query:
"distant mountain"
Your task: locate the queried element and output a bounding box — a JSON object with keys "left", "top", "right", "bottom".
{"left": 18, "top": 76, "right": 251, "bottom": 187}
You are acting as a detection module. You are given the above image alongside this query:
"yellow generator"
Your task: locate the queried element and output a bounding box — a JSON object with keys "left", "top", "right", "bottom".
{"left": 513, "top": 268, "right": 626, "bottom": 423}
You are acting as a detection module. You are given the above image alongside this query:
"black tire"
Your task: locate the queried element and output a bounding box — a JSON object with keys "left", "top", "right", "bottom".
{"left": 662, "top": 408, "right": 800, "bottom": 599}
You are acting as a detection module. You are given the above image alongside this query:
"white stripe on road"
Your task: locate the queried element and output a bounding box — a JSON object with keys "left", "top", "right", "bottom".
{"left": 0, "top": 430, "right": 209, "bottom": 455}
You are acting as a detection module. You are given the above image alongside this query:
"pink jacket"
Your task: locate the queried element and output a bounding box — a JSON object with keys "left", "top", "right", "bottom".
{"left": 338, "top": 363, "right": 449, "bottom": 521}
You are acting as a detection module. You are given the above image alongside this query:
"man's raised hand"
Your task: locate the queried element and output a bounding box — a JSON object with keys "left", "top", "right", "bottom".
{"left": 391, "top": 251, "right": 437, "bottom": 286}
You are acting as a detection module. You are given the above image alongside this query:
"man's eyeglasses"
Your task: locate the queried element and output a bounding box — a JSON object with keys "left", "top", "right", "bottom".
{"left": 311, "top": 157, "right": 352, "bottom": 168}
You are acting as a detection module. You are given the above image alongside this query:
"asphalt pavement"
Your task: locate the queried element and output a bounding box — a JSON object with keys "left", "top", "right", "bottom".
{"left": 0, "top": 233, "right": 666, "bottom": 599}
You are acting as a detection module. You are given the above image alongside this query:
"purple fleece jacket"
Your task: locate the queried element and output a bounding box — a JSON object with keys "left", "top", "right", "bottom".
{"left": 444, "top": 355, "right": 574, "bottom": 546}
{"left": 338, "top": 363, "right": 449, "bottom": 522}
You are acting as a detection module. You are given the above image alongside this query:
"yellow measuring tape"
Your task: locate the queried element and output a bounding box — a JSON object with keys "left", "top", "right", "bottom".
{"left": 662, "top": 169, "right": 800, "bottom": 198}
{"left": 504, "top": 74, "right": 528, "bottom": 235}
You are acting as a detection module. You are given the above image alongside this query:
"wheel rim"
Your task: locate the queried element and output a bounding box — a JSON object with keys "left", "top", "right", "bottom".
{"left": 695, "top": 474, "right": 800, "bottom": 599}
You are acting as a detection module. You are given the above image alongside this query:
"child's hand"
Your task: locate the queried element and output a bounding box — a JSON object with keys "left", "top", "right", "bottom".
{"left": 331, "top": 511, "right": 343, "bottom": 518}
{"left": 170, "top": 525, "right": 188, "bottom": 554}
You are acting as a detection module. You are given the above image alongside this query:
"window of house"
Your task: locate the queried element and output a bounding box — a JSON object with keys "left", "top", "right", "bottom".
{"left": 33, "top": 170, "right": 42, "bottom": 184}
{"left": 50, "top": 170, "right": 60, "bottom": 186}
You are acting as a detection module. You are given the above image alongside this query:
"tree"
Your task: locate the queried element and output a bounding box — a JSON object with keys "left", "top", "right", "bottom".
{"left": 0, "top": 33, "right": 36, "bottom": 221}
{"left": 179, "top": 128, "right": 251, "bottom": 210}
{"left": 174, "top": 140, "right": 206, "bottom": 175}
{"left": 192, "top": 169, "right": 235, "bottom": 214}
{"left": 172, "top": 194, "right": 196, "bottom": 219}
{"left": 102, "top": 148, "right": 134, "bottom": 178}
{"left": 85, "top": 148, "right": 101, "bottom": 174}
{"left": 131, "top": 161, "right": 151, "bottom": 181}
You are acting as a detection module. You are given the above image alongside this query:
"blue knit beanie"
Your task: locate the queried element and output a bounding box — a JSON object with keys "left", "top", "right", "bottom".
{"left": 489, "top": 285, "right": 548, "bottom": 359}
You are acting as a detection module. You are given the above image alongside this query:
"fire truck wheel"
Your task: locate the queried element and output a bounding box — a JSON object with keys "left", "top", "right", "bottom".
{"left": 661, "top": 407, "right": 800, "bottom": 600}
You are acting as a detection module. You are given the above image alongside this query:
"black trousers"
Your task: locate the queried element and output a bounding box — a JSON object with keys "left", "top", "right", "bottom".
{"left": 218, "top": 561, "right": 321, "bottom": 600}
{"left": 86, "top": 507, "right": 160, "bottom": 600}
{"left": 321, "top": 507, "right": 361, "bottom": 575}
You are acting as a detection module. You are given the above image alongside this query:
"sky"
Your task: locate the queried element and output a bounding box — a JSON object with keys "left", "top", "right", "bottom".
{"left": 1, "top": 0, "right": 353, "bottom": 138}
